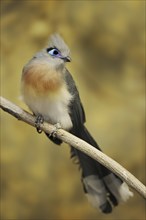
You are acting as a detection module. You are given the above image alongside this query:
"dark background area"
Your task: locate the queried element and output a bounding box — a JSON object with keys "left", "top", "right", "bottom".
{"left": 0, "top": 1, "right": 145, "bottom": 220}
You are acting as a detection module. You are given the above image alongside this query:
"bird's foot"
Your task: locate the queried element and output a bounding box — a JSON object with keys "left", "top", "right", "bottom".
{"left": 49, "top": 123, "right": 61, "bottom": 138}
{"left": 35, "top": 115, "right": 44, "bottom": 133}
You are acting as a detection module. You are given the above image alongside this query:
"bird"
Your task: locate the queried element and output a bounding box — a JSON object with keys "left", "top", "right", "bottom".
{"left": 21, "top": 34, "right": 133, "bottom": 213}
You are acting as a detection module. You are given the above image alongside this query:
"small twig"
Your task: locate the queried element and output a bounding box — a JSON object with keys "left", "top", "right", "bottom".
{"left": 0, "top": 96, "right": 146, "bottom": 199}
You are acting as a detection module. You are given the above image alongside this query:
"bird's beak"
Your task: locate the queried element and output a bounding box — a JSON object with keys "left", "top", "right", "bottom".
{"left": 63, "top": 56, "right": 71, "bottom": 62}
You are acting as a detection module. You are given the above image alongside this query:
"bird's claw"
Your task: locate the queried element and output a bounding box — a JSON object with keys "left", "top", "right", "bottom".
{"left": 35, "top": 115, "right": 44, "bottom": 133}
{"left": 49, "top": 123, "right": 61, "bottom": 138}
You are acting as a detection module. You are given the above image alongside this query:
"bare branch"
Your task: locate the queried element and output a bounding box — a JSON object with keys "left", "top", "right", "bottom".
{"left": 0, "top": 96, "right": 146, "bottom": 199}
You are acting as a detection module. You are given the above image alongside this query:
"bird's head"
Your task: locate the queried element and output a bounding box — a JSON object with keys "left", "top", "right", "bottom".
{"left": 34, "top": 34, "right": 71, "bottom": 68}
{"left": 47, "top": 34, "right": 71, "bottom": 62}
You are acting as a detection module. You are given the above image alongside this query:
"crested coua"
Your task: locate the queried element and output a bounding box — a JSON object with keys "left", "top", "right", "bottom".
{"left": 21, "top": 34, "right": 133, "bottom": 213}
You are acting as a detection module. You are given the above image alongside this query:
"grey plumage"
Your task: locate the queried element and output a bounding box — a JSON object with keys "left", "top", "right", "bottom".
{"left": 47, "top": 33, "right": 70, "bottom": 58}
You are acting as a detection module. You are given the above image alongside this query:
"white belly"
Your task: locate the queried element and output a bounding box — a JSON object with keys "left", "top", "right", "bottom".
{"left": 22, "top": 86, "right": 73, "bottom": 130}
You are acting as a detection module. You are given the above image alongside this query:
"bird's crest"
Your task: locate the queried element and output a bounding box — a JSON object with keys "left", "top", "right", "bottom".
{"left": 47, "top": 34, "right": 70, "bottom": 57}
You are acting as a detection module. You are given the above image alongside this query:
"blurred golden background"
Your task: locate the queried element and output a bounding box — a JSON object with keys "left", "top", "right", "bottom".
{"left": 0, "top": 0, "right": 145, "bottom": 219}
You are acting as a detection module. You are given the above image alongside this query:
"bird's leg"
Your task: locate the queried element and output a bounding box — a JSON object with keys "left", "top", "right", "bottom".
{"left": 35, "top": 114, "right": 44, "bottom": 133}
{"left": 49, "top": 123, "right": 61, "bottom": 138}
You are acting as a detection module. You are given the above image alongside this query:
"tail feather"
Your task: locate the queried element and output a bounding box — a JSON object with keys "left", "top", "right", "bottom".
{"left": 83, "top": 175, "right": 113, "bottom": 213}
{"left": 70, "top": 126, "right": 133, "bottom": 213}
{"left": 103, "top": 173, "right": 133, "bottom": 203}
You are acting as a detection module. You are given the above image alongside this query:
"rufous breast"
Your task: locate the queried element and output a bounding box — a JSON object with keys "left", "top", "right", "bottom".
{"left": 21, "top": 61, "right": 63, "bottom": 99}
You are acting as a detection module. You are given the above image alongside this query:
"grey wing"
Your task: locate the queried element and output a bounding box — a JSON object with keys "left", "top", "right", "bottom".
{"left": 64, "top": 69, "right": 86, "bottom": 131}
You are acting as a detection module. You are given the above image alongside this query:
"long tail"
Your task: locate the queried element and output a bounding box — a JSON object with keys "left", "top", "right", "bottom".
{"left": 70, "top": 126, "right": 133, "bottom": 213}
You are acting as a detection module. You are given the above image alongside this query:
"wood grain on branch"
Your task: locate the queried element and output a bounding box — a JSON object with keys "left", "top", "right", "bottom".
{"left": 0, "top": 96, "right": 146, "bottom": 199}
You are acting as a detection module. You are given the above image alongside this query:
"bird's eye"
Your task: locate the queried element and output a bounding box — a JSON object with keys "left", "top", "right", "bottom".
{"left": 47, "top": 48, "right": 60, "bottom": 57}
